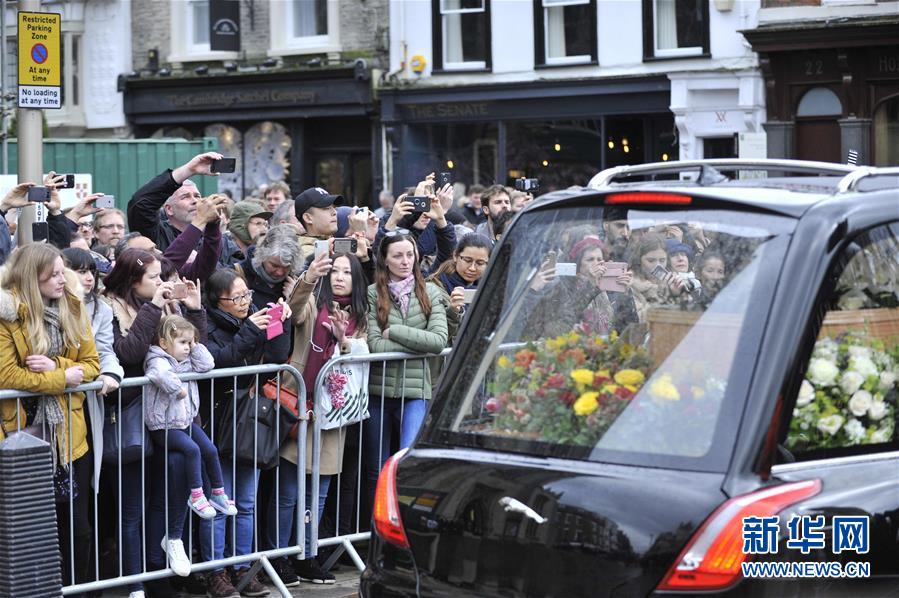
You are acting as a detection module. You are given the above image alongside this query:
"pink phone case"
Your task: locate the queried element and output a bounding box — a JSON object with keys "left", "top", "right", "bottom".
{"left": 598, "top": 262, "right": 628, "bottom": 293}
{"left": 266, "top": 304, "right": 284, "bottom": 340}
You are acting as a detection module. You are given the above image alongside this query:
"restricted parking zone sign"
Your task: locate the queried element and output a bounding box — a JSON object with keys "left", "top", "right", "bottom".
{"left": 17, "top": 11, "right": 61, "bottom": 109}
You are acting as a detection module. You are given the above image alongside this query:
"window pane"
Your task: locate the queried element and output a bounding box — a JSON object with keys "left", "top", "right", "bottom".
{"left": 193, "top": 0, "right": 210, "bottom": 45}
{"left": 546, "top": 3, "right": 592, "bottom": 59}
{"left": 785, "top": 223, "right": 899, "bottom": 458}
{"left": 656, "top": 0, "right": 702, "bottom": 51}
{"left": 874, "top": 96, "right": 899, "bottom": 167}
{"left": 293, "top": 0, "right": 328, "bottom": 37}
{"left": 72, "top": 35, "right": 80, "bottom": 107}
{"left": 442, "top": 0, "right": 484, "bottom": 12}
{"left": 444, "top": 12, "right": 486, "bottom": 63}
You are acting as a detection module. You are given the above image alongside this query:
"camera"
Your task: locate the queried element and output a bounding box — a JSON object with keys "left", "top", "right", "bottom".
{"left": 60, "top": 174, "right": 75, "bottom": 189}
{"left": 676, "top": 271, "right": 702, "bottom": 293}
{"left": 333, "top": 238, "right": 358, "bottom": 254}
{"left": 27, "top": 186, "right": 51, "bottom": 202}
{"left": 406, "top": 196, "right": 431, "bottom": 213}
{"left": 211, "top": 158, "right": 237, "bottom": 174}
{"left": 438, "top": 172, "right": 453, "bottom": 188}
{"left": 514, "top": 177, "right": 539, "bottom": 193}
{"left": 172, "top": 283, "right": 188, "bottom": 299}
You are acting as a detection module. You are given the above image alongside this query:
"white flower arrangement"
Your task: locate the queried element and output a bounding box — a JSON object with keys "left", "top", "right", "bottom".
{"left": 787, "top": 334, "right": 897, "bottom": 451}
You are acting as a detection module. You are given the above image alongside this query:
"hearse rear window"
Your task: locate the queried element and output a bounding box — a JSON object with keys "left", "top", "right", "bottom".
{"left": 432, "top": 203, "right": 795, "bottom": 471}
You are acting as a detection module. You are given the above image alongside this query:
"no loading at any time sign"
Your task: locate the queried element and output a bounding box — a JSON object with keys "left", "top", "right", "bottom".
{"left": 17, "top": 11, "right": 61, "bottom": 109}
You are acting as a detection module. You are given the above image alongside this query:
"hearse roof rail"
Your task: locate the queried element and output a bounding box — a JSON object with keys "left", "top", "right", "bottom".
{"left": 836, "top": 166, "right": 899, "bottom": 194}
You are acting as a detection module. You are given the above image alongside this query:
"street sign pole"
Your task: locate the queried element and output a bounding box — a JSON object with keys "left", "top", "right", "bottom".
{"left": 1, "top": 0, "right": 9, "bottom": 175}
{"left": 17, "top": 0, "right": 60, "bottom": 244}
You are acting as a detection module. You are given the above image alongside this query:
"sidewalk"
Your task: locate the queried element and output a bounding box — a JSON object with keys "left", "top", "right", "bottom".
{"left": 105, "top": 568, "right": 361, "bottom": 597}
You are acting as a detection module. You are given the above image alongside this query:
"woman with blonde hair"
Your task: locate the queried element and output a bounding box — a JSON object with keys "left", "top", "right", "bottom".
{"left": 0, "top": 243, "right": 100, "bottom": 591}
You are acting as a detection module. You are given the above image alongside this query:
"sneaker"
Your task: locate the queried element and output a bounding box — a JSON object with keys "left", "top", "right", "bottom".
{"left": 294, "top": 557, "right": 336, "bottom": 584}
{"left": 128, "top": 592, "right": 145, "bottom": 598}
{"left": 160, "top": 536, "right": 191, "bottom": 577}
{"left": 209, "top": 492, "right": 238, "bottom": 516}
{"left": 205, "top": 569, "right": 240, "bottom": 598}
{"left": 232, "top": 568, "right": 270, "bottom": 597}
{"left": 187, "top": 493, "right": 217, "bottom": 519}
{"left": 268, "top": 557, "right": 300, "bottom": 588}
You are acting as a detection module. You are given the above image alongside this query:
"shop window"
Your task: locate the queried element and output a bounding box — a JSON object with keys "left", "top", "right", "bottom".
{"left": 797, "top": 87, "right": 841, "bottom": 117}
{"left": 169, "top": 0, "right": 239, "bottom": 61}
{"left": 783, "top": 223, "right": 899, "bottom": 460}
{"left": 270, "top": 0, "right": 340, "bottom": 56}
{"left": 873, "top": 96, "right": 899, "bottom": 167}
{"left": 642, "top": 0, "right": 709, "bottom": 60}
{"left": 534, "top": 0, "right": 597, "bottom": 66}
{"left": 703, "top": 137, "right": 735, "bottom": 159}
{"left": 432, "top": 0, "right": 491, "bottom": 71}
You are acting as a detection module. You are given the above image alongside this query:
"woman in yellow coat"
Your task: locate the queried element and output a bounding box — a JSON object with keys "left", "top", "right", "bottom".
{"left": 0, "top": 243, "right": 99, "bottom": 591}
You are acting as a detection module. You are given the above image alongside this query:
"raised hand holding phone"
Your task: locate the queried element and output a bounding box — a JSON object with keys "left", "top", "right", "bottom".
{"left": 266, "top": 303, "right": 285, "bottom": 340}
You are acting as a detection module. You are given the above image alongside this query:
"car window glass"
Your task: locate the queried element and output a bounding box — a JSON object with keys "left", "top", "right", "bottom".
{"left": 784, "top": 222, "right": 899, "bottom": 458}
{"left": 430, "top": 202, "right": 795, "bottom": 471}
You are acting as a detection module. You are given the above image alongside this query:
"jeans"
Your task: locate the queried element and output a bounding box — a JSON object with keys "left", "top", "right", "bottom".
{"left": 363, "top": 398, "right": 426, "bottom": 509}
{"left": 199, "top": 460, "right": 260, "bottom": 570}
{"left": 151, "top": 423, "right": 224, "bottom": 490}
{"left": 113, "top": 460, "right": 147, "bottom": 592}
{"left": 146, "top": 450, "right": 189, "bottom": 571}
{"left": 57, "top": 454, "right": 92, "bottom": 591}
{"left": 266, "top": 459, "right": 331, "bottom": 558}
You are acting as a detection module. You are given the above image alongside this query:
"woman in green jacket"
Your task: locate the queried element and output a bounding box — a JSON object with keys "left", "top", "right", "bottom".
{"left": 365, "top": 232, "right": 448, "bottom": 498}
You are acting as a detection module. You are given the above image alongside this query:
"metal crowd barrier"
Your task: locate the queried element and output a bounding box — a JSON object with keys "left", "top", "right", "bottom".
{"left": 0, "top": 363, "right": 310, "bottom": 598}
{"left": 310, "top": 348, "right": 453, "bottom": 573}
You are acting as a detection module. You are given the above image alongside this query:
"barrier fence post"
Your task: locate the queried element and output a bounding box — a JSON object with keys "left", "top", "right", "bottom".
{"left": 0, "top": 432, "right": 63, "bottom": 597}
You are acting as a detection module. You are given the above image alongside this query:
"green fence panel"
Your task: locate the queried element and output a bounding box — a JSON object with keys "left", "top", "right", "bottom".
{"left": 4, "top": 137, "right": 219, "bottom": 211}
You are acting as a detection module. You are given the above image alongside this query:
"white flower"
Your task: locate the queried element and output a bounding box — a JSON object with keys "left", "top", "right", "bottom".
{"left": 870, "top": 428, "right": 891, "bottom": 443}
{"left": 844, "top": 418, "right": 866, "bottom": 444}
{"left": 813, "top": 338, "right": 839, "bottom": 360}
{"left": 838, "top": 291, "right": 869, "bottom": 311}
{"left": 839, "top": 371, "right": 865, "bottom": 396}
{"left": 817, "top": 414, "right": 844, "bottom": 436}
{"left": 867, "top": 399, "right": 888, "bottom": 421}
{"left": 847, "top": 345, "right": 872, "bottom": 360}
{"left": 879, "top": 371, "right": 897, "bottom": 391}
{"left": 797, "top": 380, "right": 815, "bottom": 407}
{"left": 807, "top": 359, "right": 839, "bottom": 387}
{"left": 849, "top": 356, "right": 879, "bottom": 380}
{"left": 848, "top": 390, "right": 874, "bottom": 417}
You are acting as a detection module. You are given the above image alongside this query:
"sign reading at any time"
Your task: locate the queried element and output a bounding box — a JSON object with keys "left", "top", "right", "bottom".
{"left": 17, "top": 11, "right": 61, "bottom": 109}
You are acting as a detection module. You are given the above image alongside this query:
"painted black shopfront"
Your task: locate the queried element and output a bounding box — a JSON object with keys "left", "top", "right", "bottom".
{"left": 124, "top": 67, "right": 379, "bottom": 204}
{"left": 380, "top": 77, "right": 674, "bottom": 193}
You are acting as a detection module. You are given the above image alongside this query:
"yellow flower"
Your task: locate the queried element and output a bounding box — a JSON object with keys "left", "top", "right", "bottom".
{"left": 547, "top": 335, "right": 567, "bottom": 351}
{"left": 594, "top": 337, "right": 605, "bottom": 346}
{"left": 497, "top": 355, "right": 511, "bottom": 369}
{"left": 609, "top": 330, "right": 619, "bottom": 342}
{"left": 614, "top": 369, "right": 645, "bottom": 387}
{"left": 573, "top": 392, "right": 599, "bottom": 416}
{"left": 597, "top": 369, "right": 611, "bottom": 379}
{"left": 650, "top": 374, "right": 681, "bottom": 402}
{"left": 602, "top": 384, "right": 620, "bottom": 394}
{"left": 567, "top": 331, "right": 580, "bottom": 343}
{"left": 690, "top": 386, "right": 706, "bottom": 400}
{"left": 624, "top": 385, "right": 638, "bottom": 393}
{"left": 570, "top": 369, "right": 594, "bottom": 387}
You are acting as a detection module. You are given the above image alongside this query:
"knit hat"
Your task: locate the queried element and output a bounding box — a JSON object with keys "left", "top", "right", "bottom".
{"left": 336, "top": 206, "right": 353, "bottom": 237}
{"left": 665, "top": 239, "right": 694, "bottom": 260}
{"left": 228, "top": 202, "right": 272, "bottom": 245}
{"left": 568, "top": 235, "right": 606, "bottom": 262}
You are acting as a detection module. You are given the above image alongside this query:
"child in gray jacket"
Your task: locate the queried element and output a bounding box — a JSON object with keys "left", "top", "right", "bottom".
{"left": 144, "top": 315, "right": 237, "bottom": 520}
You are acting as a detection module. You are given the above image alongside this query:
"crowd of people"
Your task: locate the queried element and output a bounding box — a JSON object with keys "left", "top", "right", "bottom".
{"left": 0, "top": 152, "right": 510, "bottom": 598}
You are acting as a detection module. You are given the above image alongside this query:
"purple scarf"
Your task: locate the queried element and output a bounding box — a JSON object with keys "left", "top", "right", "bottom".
{"left": 303, "top": 294, "right": 357, "bottom": 395}
{"left": 388, "top": 274, "right": 415, "bottom": 317}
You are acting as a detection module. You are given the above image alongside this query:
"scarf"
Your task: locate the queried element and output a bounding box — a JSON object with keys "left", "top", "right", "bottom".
{"left": 438, "top": 270, "right": 476, "bottom": 294}
{"left": 303, "top": 295, "right": 357, "bottom": 394}
{"left": 36, "top": 303, "right": 67, "bottom": 469}
{"left": 109, "top": 295, "right": 138, "bottom": 336}
{"left": 388, "top": 274, "right": 415, "bottom": 317}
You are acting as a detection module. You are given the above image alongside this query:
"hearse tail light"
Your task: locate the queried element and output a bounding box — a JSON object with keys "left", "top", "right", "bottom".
{"left": 606, "top": 192, "right": 693, "bottom": 205}
{"left": 655, "top": 479, "right": 821, "bottom": 593}
{"left": 373, "top": 448, "right": 410, "bottom": 549}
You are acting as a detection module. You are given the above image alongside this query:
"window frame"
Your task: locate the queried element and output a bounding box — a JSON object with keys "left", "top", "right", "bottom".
{"left": 269, "top": 0, "right": 342, "bottom": 57}
{"left": 641, "top": 0, "right": 710, "bottom": 62}
{"left": 431, "top": 0, "right": 492, "bottom": 73}
{"left": 533, "top": 0, "right": 597, "bottom": 68}
{"left": 169, "top": 0, "right": 239, "bottom": 62}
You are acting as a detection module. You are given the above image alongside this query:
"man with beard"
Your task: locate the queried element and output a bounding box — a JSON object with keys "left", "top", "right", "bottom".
{"left": 602, "top": 207, "right": 632, "bottom": 262}
{"left": 474, "top": 184, "right": 512, "bottom": 247}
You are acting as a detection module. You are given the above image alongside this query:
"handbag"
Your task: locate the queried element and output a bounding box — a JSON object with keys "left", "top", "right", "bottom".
{"left": 102, "top": 398, "right": 153, "bottom": 465}
{"left": 216, "top": 390, "right": 299, "bottom": 470}
{"left": 262, "top": 379, "right": 301, "bottom": 439}
{"left": 53, "top": 464, "right": 78, "bottom": 504}
{"left": 317, "top": 338, "right": 371, "bottom": 430}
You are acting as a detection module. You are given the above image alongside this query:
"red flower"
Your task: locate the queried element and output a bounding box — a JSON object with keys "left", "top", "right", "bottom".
{"left": 593, "top": 373, "right": 611, "bottom": 386}
{"left": 559, "top": 390, "right": 577, "bottom": 406}
{"left": 485, "top": 398, "right": 500, "bottom": 413}
{"left": 515, "top": 350, "right": 536, "bottom": 368}
{"left": 546, "top": 374, "right": 566, "bottom": 389}
{"left": 614, "top": 386, "right": 634, "bottom": 400}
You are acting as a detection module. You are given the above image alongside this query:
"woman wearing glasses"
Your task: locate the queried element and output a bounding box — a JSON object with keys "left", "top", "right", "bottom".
{"left": 198, "top": 268, "right": 292, "bottom": 596}
{"left": 364, "top": 232, "right": 448, "bottom": 509}
{"left": 428, "top": 233, "right": 492, "bottom": 341}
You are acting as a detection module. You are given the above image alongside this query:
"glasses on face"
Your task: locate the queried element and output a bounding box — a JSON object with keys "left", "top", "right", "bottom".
{"left": 384, "top": 228, "right": 411, "bottom": 238}
{"left": 99, "top": 223, "right": 125, "bottom": 231}
{"left": 78, "top": 223, "right": 92, "bottom": 230}
{"left": 222, "top": 290, "right": 254, "bottom": 305}
{"left": 458, "top": 255, "right": 488, "bottom": 269}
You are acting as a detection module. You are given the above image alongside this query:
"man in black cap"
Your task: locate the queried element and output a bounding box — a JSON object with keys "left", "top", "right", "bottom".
{"left": 602, "top": 207, "right": 631, "bottom": 262}
{"left": 294, "top": 187, "right": 341, "bottom": 262}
